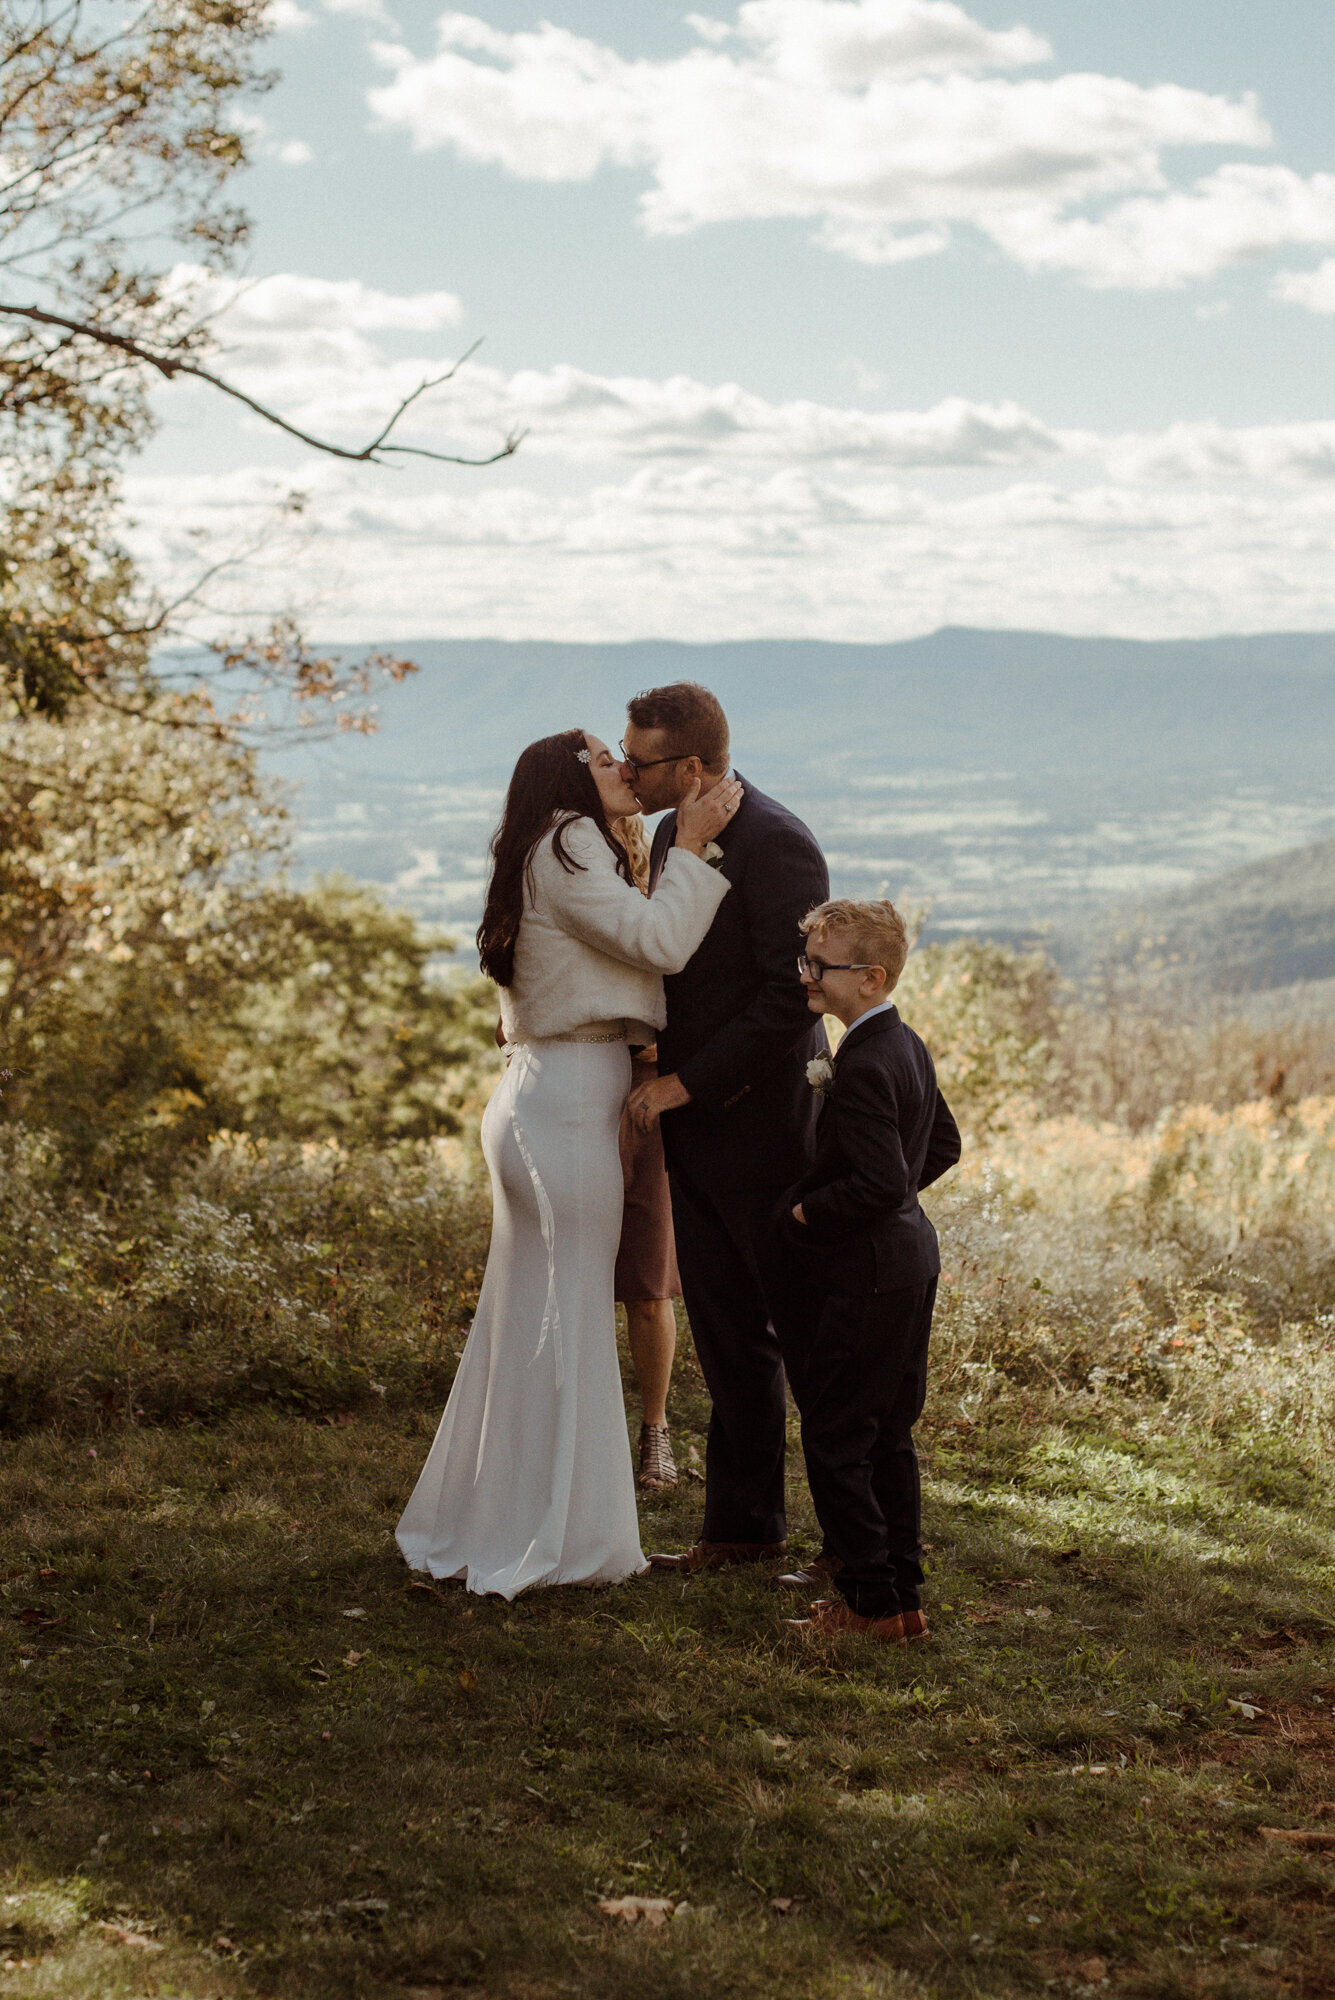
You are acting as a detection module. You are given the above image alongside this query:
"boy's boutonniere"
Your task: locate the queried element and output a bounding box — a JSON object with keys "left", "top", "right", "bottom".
{"left": 702, "top": 840, "right": 725, "bottom": 868}
{"left": 806, "top": 1051, "right": 835, "bottom": 1095}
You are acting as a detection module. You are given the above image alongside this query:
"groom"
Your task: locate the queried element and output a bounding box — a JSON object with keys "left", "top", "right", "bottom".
{"left": 623, "top": 681, "right": 829, "bottom": 1570}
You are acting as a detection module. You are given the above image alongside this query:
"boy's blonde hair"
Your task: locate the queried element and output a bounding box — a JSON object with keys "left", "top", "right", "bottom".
{"left": 800, "top": 898, "right": 909, "bottom": 989}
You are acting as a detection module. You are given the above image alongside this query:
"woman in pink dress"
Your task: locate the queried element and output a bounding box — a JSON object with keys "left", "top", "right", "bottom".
{"left": 614, "top": 814, "right": 682, "bottom": 1492}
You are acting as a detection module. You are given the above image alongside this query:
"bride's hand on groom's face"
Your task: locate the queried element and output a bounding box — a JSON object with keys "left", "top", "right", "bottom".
{"left": 674, "top": 775, "right": 743, "bottom": 856}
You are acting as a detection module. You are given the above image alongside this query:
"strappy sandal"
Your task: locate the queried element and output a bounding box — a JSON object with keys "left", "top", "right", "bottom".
{"left": 637, "top": 1422, "right": 678, "bottom": 1489}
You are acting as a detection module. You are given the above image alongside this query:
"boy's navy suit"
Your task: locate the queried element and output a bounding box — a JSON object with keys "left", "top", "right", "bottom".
{"left": 648, "top": 777, "right": 828, "bottom": 1547}
{"left": 777, "top": 1003, "right": 961, "bottom": 1618}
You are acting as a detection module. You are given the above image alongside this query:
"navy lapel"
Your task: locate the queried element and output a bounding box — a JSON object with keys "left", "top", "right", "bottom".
{"left": 648, "top": 813, "right": 675, "bottom": 892}
{"left": 834, "top": 1005, "right": 900, "bottom": 1064}
{"left": 711, "top": 768, "right": 749, "bottom": 865}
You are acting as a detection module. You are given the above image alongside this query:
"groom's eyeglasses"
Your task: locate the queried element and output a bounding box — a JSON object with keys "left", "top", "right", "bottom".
{"left": 618, "top": 741, "right": 695, "bottom": 776}
{"left": 797, "top": 955, "right": 877, "bottom": 981}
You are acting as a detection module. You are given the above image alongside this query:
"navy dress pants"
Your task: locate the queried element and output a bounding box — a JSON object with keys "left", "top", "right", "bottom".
{"left": 783, "top": 1279, "right": 937, "bottom": 1619}
{"left": 667, "top": 1155, "right": 789, "bottom": 1547}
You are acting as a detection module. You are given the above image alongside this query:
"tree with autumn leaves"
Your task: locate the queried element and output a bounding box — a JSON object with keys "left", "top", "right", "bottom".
{"left": 0, "top": 1, "right": 498, "bottom": 1165}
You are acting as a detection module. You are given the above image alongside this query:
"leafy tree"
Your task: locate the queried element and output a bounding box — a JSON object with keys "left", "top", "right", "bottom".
{"left": 896, "top": 937, "right": 1061, "bottom": 1131}
{"left": 221, "top": 877, "right": 498, "bottom": 1147}
{"left": 0, "top": 0, "right": 518, "bottom": 719}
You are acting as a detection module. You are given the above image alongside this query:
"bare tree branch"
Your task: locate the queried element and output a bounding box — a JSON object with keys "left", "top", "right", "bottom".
{"left": 0, "top": 304, "right": 527, "bottom": 465}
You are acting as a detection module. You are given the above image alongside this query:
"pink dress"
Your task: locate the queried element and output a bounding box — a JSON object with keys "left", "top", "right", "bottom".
{"left": 614, "top": 1054, "right": 681, "bottom": 1304}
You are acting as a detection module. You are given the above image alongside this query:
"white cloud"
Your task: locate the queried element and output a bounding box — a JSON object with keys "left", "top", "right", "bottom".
{"left": 992, "top": 164, "right": 1335, "bottom": 289}
{"left": 365, "top": 1, "right": 1298, "bottom": 288}
{"left": 157, "top": 269, "right": 1066, "bottom": 465}
{"left": 228, "top": 106, "right": 318, "bottom": 167}
{"left": 131, "top": 261, "right": 1335, "bottom": 643}
{"left": 1272, "top": 256, "right": 1335, "bottom": 313}
{"left": 122, "top": 452, "right": 1335, "bottom": 645}
{"left": 1106, "top": 417, "right": 1335, "bottom": 485}
{"left": 265, "top": 0, "right": 315, "bottom": 30}
{"left": 166, "top": 265, "right": 462, "bottom": 336}
{"left": 400, "top": 366, "right": 1068, "bottom": 466}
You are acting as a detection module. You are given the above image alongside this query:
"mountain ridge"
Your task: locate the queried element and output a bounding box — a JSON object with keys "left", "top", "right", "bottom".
{"left": 260, "top": 627, "right": 1335, "bottom": 958}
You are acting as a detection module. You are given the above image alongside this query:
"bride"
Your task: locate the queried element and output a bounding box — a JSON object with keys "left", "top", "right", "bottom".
{"left": 396, "top": 728, "right": 740, "bottom": 1597}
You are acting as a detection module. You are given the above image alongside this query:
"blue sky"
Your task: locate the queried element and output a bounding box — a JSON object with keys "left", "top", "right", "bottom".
{"left": 132, "top": 0, "right": 1335, "bottom": 642}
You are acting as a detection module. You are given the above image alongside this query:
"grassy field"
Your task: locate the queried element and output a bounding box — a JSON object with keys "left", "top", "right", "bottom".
{"left": 5, "top": 1312, "right": 1335, "bottom": 2000}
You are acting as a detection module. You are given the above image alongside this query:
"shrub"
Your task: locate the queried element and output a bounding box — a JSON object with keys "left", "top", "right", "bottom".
{"left": 0, "top": 1128, "right": 492, "bottom": 1432}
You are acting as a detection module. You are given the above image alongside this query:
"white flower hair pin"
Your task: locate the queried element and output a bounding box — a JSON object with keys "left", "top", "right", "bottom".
{"left": 575, "top": 747, "right": 591, "bottom": 763}
{"left": 806, "top": 1052, "right": 835, "bottom": 1095}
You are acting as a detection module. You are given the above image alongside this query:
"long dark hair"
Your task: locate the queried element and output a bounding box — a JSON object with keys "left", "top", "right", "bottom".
{"left": 477, "top": 729, "right": 634, "bottom": 986}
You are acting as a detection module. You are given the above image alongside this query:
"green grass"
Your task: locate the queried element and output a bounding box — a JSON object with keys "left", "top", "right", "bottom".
{"left": 5, "top": 1332, "right": 1335, "bottom": 2000}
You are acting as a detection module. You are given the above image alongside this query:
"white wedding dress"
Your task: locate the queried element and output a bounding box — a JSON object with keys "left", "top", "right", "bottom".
{"left": 396, "top": 815, "right": 728, "bottom": 1598}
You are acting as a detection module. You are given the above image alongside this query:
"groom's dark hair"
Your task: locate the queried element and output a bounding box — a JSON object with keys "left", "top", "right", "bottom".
{"left": 627, "top": 681, "right": 729, "bottom": 773}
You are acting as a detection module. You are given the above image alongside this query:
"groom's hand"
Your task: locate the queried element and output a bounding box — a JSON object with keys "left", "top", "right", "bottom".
{"left": 628, "top": 1072, "right": 691, "bottom": 1132}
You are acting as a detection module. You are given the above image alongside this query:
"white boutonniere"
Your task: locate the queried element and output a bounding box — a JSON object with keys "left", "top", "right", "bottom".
{"left": 702, "top": 840, "right": 725, "bottom": 868}
{"left": 806, "top": 1052, "right": 835, "bottom": 1095}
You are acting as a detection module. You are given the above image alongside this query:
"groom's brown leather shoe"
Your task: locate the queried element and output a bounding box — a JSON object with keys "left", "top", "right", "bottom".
{"left": 648, "top": 1538, "right": 786, "bottom": 1573}
{"left": 775, "top": 1552, "right": 843, "bottom": 1590}
{"left": 785, "top": 1598, "right": 908, "bottom": 1644}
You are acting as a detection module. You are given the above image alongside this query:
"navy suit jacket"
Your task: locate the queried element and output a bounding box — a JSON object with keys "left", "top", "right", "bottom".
{"left": 784, "top": 1004, "right": 962, "bottom": 1295}
{"left": 649, "top": 774, "right": 829, "bottom": 1188}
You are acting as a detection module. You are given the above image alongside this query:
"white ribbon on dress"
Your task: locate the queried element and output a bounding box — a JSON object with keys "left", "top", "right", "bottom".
{"left": 504, "top": 1044, "right": 565, "bottom": 1389}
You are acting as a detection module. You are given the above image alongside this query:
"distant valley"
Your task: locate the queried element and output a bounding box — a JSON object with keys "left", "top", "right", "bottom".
{"left": 264, "top": 627, "right": 1335, "bottom": 986}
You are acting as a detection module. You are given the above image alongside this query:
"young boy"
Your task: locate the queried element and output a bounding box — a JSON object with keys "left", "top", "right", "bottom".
{"left": 776, "top": 898, "right": 961, "bottom": 1644}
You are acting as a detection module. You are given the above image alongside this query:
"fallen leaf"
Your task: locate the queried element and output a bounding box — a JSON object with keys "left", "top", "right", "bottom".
{"left": 213, "top": 1936, "right": 236, "bottom": 1953}
{"left": 342, "top": 1606, "right": 367, "bottom": 1620}
{"left": 1054, "top": 1549, "right": 1082, "bottom": 1563}
{"left": 27, "top": 1734, "right": 45, "bottom": 1750}
{"left": 97, "top": 1924, "right": 162, "bottom": 1952}
{"left": 1024, "top": 1606, "right": 1053, "bottom": 1620}
{"left": 1313, "top": 1801, "right": 1335, "bottom": 1818}
{"left": 999, "top": 1577, "right": 1036, "bottom": 1589}
{"left": 769, "top": 1896, "right": 796, "bottom": 1915}
{"left": 1075, "top": 1956, "right": 1108, "bottom": 1982}
{"left": 306, "top": 1662, "right": 329, "bottom": 1682}
{"left": 458, "top": 1668, "right": 477, "bottom": 1692}
{"left": 1259, "top": 1827, "right": 1335, "bottom": 1848}
{"left": 966, "top": 1610, "right": 1004, "bottom": 1626}
{"left": 1229, "top": 1698, "right": 1264, "bottom": 1721}
{"left": 343, "top": 1650, "right": 365, "bottom": 1668}
{"left": 598, "top": 1896, "right": 674, "bottom": 1927}
{"left": 1255, "top": 1627, "right": 1303, "bottom": 1650}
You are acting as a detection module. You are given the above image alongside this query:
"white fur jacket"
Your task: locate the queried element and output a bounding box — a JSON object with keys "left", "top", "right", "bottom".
{"left": 499, "top": 815, "right": 729, "bottom": 1044}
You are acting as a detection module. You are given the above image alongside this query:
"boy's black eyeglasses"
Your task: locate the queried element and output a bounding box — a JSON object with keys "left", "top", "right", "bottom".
{"left": 797, "top": 955, "right": 878, "bottom": 980}
{"left": 618, "top": 741, "right": 695, "bottom": 775}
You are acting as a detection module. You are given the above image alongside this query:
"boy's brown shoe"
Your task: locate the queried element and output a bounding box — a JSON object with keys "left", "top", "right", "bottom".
{"left": 785, "top": 1598, "right": 907, "bottom": 1644}
{"left": 775, "top": 1552, "right": 843, "bottom": 1590}
{"left": 648, "top": 1538, "right": 786, "bottom": 1573}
